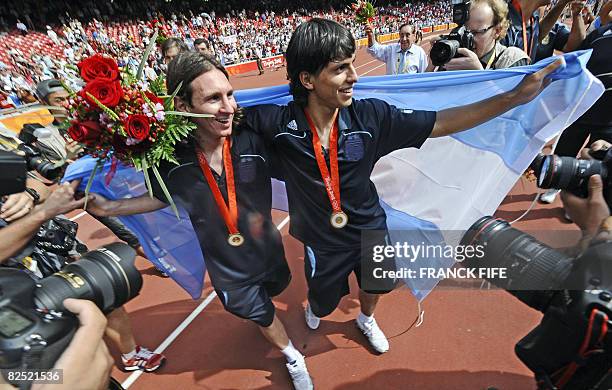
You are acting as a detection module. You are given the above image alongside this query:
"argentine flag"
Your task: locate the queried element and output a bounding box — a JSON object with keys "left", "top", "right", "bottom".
{"left": 63, "top": 50, "right": 604, "bottom": 301}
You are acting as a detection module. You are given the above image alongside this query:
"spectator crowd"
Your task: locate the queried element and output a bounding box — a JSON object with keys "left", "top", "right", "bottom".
{"left": 0, "top": 0, "right": 453, "bottom": 108}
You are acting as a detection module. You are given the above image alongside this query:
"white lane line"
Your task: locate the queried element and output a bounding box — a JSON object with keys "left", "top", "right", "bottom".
{"left": 68, "top": 211, "right": 87, "bottom": 221}
{"left": 276, "top": 215, "right": 290, "bottom": 231}
{"left": 121, "top": 213, "right": 289, "bottom": 388}
{"left": 355, "top": 59, "right": 378, "bottom": 69}
{"left": 359, "top": 63, "right": 385, "bottom": 76}
{"left": 121, "top": 290, "right": 218, "bottom": 388}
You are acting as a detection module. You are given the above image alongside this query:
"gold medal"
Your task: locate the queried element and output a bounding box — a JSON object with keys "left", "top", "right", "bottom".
{"left": 330, "top": 211, "right": 348, "bottom": 229}
{"left": 227, "top": 233, "right": 245, "bottom": 247}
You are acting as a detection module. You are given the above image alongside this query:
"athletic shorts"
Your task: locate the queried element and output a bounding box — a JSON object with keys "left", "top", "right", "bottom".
{"left": 304, "top": 231, "right": 397, "bottom": 317}
{"left": 214, "top": 264, "right": 291, "bottom": 327}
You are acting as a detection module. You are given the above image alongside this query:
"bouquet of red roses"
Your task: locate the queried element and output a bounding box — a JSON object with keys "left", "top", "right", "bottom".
{"left": 62, "top": 36, "right": 209, "bottom": 216}
{"left": 352, "top": 0, "right": 376, "bottom": 24}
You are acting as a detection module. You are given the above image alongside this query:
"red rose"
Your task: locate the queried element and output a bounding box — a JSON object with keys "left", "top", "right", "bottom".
{"left": 67, "top": 120, "right": 103, "bottom": 146}
{"left": 124, "top": 114, "right": 151, "bottom": 142}
{"left": 81, "top": 80, "right": 123, "bottom": 108}
{"left": 78, "top": 54, "right": 120, "bottom": 82}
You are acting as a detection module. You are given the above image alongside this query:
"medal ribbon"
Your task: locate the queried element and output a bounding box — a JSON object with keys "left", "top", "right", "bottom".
{"left": 304, "top": 109, "right": 342, "bottom": 215}
{"left": 513, "top": 0, "right": 536, "bottom": 56}
{"left": 196, "top": 138, "right": 239, "bottom": 235}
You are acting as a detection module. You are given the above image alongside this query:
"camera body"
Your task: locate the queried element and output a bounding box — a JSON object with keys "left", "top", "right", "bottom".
{"left": 0, "top": 269, "right": 78, "bottom": 371}
{"left": 0, "top": 243, "right": 142, "bottom": 374}
{"left": 535, "top": 148, "right": 611, "bottom": 208}
{"left": 430, "top": 0, "right": 475, "bottom": 66}
{"left": 462, "top": 217, "right": 612, "bottom": 389}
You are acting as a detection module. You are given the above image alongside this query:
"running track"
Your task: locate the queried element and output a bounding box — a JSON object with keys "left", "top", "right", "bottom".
{"left": 63, "top": 35, "right": 578, "bottom": 390}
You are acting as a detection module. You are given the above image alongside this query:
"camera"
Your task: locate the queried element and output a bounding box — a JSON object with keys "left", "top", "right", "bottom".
{"left": 534, "top": 148, "right": 611, "bottom": 208}
{"left": 461, "top": 217, "right": 612, "bottom": 390}
{"left": 0, "top": 243, "right": 142, "bottom": 381}
{"left": 430, "top": 0, "right": 475, "bottom": 66}
{"left": 17, "top": 124, "right": 64, "bottom": 181}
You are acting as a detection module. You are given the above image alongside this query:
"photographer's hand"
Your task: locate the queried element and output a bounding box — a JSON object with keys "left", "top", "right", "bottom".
{"left": 32, "top": 299, "right": 113, "bottom": 390}
{"left": 579, "top": 140, "right": 610, "bottom": 159}
{"left": 445, "top": 48, "right": 483, "bottom": 71}
{"left": 0, "top": 192, "right": 34, "bottom": 222}
{"left": 561, "top": 175, "right": 611, "bottom": 237}
{"left": 0, "top": 182, "right": 86, "bottom": 263}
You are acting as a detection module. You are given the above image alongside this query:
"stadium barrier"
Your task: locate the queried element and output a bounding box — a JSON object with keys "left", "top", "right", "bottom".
{"left": 225, "top": 23, "right": 456, "bottom": 76}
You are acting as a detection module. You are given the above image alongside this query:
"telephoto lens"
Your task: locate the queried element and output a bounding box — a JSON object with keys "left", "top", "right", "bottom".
{"left": 34, "top": 242, "right": 143, "bottom": 313}
{"left": 537, "top": 154, "right": 605, "bottom": 196}
{"left": 460, "top": 216, "right": 574, "bottom": 312}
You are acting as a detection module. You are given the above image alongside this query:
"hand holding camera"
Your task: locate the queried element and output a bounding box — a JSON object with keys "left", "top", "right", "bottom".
{"left": 535, "top": 140, "right": 611, "bottom": 210}
{"left": 444, "top": 47, "right": 483, "bottom": 70}
{"left": 30, "top": 299, "right": 114, "bottom": 390}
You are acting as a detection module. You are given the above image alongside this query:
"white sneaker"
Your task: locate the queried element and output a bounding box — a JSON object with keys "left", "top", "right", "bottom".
{"left": 304, "top": 304, "right": 320, "bottom": 330}
{"left": 356, "top": 317, "right": 389, "bottom": 354}
{"left": 540, "top": 189, "right": 560, "bottom": 204}
{"left": 286, "top": 354, "right": 314, "bottom": 390}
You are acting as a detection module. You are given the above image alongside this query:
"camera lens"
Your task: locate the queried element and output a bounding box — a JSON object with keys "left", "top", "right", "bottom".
{"left": 34, "top": 243, "right": 143, "bottom": 313}
{"left": 27, "top": 155, "right": 63, "bottom": 181}
{"left": 537, "top": 155, "right": 603, "bottom": 193}
{"left": 460, "top": 216, "right": 573, "bottom": 312}
{"left": 430, "top": 39, "right": 459, "bottom": 66}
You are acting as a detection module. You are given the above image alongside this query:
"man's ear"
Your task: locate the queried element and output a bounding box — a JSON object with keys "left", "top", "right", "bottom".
{"left": 174, "top": 96, "right": 190, "bottom": 113}
{"left": 299, "top": 71, "right": 315, "bottom": 91}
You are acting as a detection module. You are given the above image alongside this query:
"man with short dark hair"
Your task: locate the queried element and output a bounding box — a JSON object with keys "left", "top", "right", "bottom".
{"left": 161, "top": 37, "right": 189, "bottom": 65}
{"left": 32, "top": 79, "right": 73, "bottom": 165}
{"left": 243, "top": 18, "right": 561, "bottom": 355}
{"left": 193, "top": 38, "right": 211, "bottom": 55}
{"left": 366, "top": 22, "right": 428, "bottom": 75}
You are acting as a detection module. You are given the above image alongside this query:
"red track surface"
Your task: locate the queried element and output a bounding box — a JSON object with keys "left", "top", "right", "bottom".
{"left": 65, "top": 36, "right": 578, "bottom": 390}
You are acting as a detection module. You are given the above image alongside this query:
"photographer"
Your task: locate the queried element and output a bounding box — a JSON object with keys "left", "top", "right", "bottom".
{"left": 32, "top": 79, "right": 82, "bottom": 165}
{"left": 443, "top": 0, "right": 530, "bottom": 70}
{"left": 0, "top": 179, "right": 165, "bottom": 374}
{"left": 0, "top": 299, "right": 113, "bottom": 390}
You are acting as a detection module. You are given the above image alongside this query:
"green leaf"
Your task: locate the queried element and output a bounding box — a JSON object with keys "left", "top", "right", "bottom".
{"left": 149, "top": 75, "right": 167, "bottom": 96}
{"left": 141, "top": 153, "right": 154, "bottom": 198}
{"left": 136, "top": 30, "right": 159, "bottom": 81}
{"left": 165, "top": 81, "right": 183, "bottom": 111}
{"left": 85, "top": 92, "right": 120, "bottom": 121}
{"left": 152, "top": 164, "right": 180, "bottom": 219}
{"left": 58, "top": 80, "right": 77, "bottom": 97}
{"left": 83, "top": 159, "right": 103, "bottom": 210}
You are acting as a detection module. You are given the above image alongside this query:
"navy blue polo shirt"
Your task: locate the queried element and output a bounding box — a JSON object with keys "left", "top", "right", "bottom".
{"left": 149, "top": 128, "right": 286, "bottom": 289}
{"left": 501, "top": 4, "right": 569, "bottom": 62}
{"left": 244, "top": 99, "right": 436, "bottom": 250}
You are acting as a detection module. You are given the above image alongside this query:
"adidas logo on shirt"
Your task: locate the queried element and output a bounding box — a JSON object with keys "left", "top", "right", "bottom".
{"left": 286, "top": 120, "right": 298, "bottom": 130}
